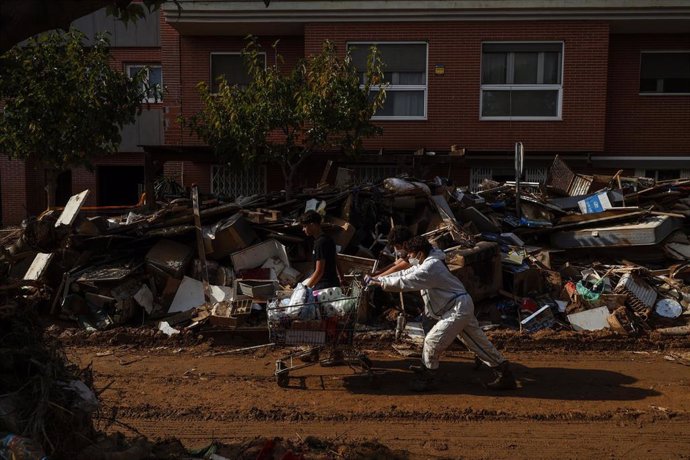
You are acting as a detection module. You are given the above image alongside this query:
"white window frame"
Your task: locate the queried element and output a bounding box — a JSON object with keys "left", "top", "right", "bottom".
{"left": 125, "top": 64, "right": 162, "bottom": 103}
{"left": 480, "top": 41, "right": 564, "bottom": 121}
{"left": 209, "top": 52, "right": 267, "bottom": 95}
{"left": 347, "top": 41, "right": 428, "bottom": 121}
{"left": 639, "top": 50, "right": 690, "bottom": 96}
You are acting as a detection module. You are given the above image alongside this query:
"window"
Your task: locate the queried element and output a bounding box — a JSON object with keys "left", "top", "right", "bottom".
{"left": 126, "top": 64, "right": 162, "bottom": 102}
{"left": 210, "top": 53, "right": 266, "bottom": 93}
{"left": 635, "top": 169, "right": 690, "bottom": 181}
{"left": 349, "top": 42, "right": 427, "bottom": 119}
{"left": 470, "top": 166, "right": 547, "bottom": 191}
{"left": 481, "top": 43, "right": 563, "bottom": 119}
{"left": 640, "top": 52, "right": 690, "bottom": 94}
{"left": 211, "top": 164, "right": 267, "bottom": 197}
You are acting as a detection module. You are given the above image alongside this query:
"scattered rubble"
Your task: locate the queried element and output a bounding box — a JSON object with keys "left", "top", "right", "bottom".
{"left": 3, "top": 157, "right": 690, "bottom": 340}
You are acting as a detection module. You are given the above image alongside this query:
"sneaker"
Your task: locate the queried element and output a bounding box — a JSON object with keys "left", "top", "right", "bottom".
{"left": 485, "top": 361, "right": 517, "bottom": 390}
{"left": 408, "top": 365, "right": 435, "bottom": 391}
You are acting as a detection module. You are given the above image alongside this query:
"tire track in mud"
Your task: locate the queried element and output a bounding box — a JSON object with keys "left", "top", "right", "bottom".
{"left": 103, "top": 403, "right": 690, "bottom": 424}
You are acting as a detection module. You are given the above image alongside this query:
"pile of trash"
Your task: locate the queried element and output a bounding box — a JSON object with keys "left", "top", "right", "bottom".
{"left": 2, "top": 156, "right": 690, "bottom": 340}
{"left": 444, "top": 155, "right": 690, "bottom": 335}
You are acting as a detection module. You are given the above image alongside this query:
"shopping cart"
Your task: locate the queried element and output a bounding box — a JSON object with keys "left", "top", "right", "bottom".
{"left": 267, "top": 279, "right": 373, "bottom": 387}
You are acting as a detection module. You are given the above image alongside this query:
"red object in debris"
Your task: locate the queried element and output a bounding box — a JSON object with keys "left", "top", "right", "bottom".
{"left": 521, "top": 298, "right": 539, "bottom": 315}
{"left": 565, "top": 281, "right": 577, "bottom": 296}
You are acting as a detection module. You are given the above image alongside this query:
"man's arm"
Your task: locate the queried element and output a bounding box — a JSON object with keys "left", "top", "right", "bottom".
{"left": 374, "top": 259, "right": 411, "bottom": 278}
{"left": 377, "top": 262, "right": 438, "bottom": 293}
{"left": 304, "top": 259, "right": 325, "bottom": 288}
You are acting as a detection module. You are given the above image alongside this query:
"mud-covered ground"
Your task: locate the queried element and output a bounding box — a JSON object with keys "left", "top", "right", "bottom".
{"left": 64, "top": 329, "right": 690, "bottom": 459}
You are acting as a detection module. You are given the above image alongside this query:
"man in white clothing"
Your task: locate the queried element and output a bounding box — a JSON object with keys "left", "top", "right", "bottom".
{"left": 369, "top": 236, "right": 517, "bottom": 392}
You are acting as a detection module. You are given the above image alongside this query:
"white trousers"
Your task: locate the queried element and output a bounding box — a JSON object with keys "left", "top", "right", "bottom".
{"left": 423, "top": 294, "right": 506, "bottom": 370}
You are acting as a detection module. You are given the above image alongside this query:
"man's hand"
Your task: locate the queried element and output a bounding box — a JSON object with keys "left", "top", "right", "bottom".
{"left": 364, "top": 275, "right": 381, "bottom": 287}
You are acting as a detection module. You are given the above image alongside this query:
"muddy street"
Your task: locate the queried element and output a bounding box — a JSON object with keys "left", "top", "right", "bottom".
{"left": 70, "top": 345, "right": 690, "bottom": 459}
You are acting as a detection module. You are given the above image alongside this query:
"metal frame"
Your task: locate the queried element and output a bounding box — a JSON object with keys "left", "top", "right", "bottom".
{"left": 210, "top": 164, "right": 267, "bottom": 197}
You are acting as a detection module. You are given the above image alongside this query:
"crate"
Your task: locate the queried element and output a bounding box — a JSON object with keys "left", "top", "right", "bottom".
{"left": 237, "top": 280, "right": 279, "bottom": 300}
{"left": 209, "top": 298, "right": 253, "bottom": 329}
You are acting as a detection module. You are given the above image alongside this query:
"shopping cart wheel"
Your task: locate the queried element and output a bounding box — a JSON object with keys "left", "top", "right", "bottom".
{"left": 276, "top": 360, "right": 289, "bottom": 387}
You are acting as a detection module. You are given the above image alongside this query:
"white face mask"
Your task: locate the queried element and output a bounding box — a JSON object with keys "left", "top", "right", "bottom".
{"left": 409, "top": 257, "right": 420, "bottom": 266}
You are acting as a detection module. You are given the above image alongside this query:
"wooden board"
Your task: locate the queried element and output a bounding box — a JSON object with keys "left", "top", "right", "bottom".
{"left": 55, "top": 190, "right": 90, "bottom": 227}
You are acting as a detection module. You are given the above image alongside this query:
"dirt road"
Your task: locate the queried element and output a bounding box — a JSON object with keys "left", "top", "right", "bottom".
{"left": 69, "top": 345, "right": 690, "bottom": 459}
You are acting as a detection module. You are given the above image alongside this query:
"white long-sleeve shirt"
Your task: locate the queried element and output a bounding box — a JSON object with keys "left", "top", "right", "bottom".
{"left": 378, "top": 248, "right": 470, "bottom": 319}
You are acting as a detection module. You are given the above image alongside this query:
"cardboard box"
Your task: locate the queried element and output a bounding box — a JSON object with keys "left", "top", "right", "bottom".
{"left": 446, "top": 241, "right": 502, "bottom": 302}
{"left": 323, "top": 216, "right": 355, "bottom": 250}
{"left": 502, "top": 264, "right": 543, "bottom": 298}
{"left": 209, "top": 214, "right": 257, "bottom": 259}
{"left": 577, "top": 192, "right": 613, "bottom": 214}
{"left": 231, "top": 239, "right": 289, "bottom": 272}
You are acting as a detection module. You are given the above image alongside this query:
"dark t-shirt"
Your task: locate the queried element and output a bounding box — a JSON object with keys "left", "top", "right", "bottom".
{"left": 313, "top": 234, "right": 340, "bottom": 290}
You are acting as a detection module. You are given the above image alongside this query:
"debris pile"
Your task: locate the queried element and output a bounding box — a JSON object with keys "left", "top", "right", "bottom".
{"left": 444, "top": 155, "right": 690, "bottom": 335}
{"left": 2, "top": 157, "right": 690, "bottom": 340}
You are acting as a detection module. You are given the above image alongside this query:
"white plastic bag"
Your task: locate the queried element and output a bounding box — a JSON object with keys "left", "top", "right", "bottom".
{"left": 383, "top": 178, "right": 430, "bottom": 195}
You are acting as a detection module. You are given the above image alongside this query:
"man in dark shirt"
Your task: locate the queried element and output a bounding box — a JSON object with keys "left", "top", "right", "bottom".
{"left": 299, "top": 210, "right": 343, "bottom": 290}
{"left": 298, "top": 210, "right": 346, "bottom": 366}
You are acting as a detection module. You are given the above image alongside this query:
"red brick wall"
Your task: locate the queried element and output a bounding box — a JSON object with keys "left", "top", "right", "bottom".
{"left": 606, "top": 34, "right": 690, "bottom": 155}
{"left": 161, "top": 14, "right": 183, "bottom": 145}
{"left": 304, "top": 21, "right": 610, "bottom": 154}
{"left": 159, "top": 24, "right": 305, "bottom": 147}
{"left": 0, "top": 156, "right": 28, "bottom": 225}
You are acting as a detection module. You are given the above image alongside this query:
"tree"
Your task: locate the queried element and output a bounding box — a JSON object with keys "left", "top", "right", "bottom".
{"left": 185, "top": 38, "right": 387, "bottom": 197}
{"left": 0, "top": 0, "right": 270, "bottom": 54}
{"left": 0, "top": 29, "right": 146, "bottom": 206}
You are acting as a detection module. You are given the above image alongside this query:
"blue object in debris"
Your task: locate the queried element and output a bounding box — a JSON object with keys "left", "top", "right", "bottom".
{"left": 519, "top": 217, "right": 553, "bottom": 228}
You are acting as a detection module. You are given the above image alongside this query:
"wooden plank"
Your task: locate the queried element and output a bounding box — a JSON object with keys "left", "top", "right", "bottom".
{"left": 192, "top": 185, "right": 211, "bottom": 304}
{"left": 24, "top": 253, "right": 54, "bottom": 280}
{"left": 55, "top": 190, "right": 90, "bottom": 227}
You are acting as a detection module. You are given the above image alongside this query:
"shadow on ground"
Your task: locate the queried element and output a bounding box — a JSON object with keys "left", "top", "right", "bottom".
{"left": 327, "top": 358, "right": 661, "bottom": 401}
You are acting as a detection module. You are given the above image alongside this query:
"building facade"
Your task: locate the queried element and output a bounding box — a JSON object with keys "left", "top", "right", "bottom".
{"left": 1, "top": 0, "right": 690, "bottom": 224}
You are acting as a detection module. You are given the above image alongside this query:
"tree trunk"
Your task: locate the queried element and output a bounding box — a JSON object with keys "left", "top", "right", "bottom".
{"left": 45, "top": 168, "right": 58, "bottom": 209}
{"left": 283, "top": 166, "right": 296, "bottom": 200}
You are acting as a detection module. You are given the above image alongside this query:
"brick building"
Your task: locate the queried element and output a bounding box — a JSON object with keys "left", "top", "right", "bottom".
{"left": 2, "top": 0, "right": 690, "bottom": 224}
